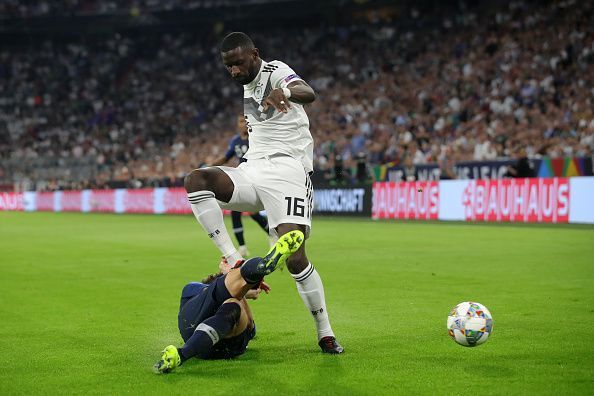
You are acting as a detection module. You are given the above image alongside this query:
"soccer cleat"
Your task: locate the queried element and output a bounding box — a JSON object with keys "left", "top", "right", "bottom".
{"left": 318, "top": 336, "right": 344, "bottom": 354}
{"left": 240, "top": 230, "right": 304, "bottom": 283}
{"left": 260, "top": 230, "right": 304, "bottom": 274}
{"left": 154, "top": 345, "right": 181, "bottom": 374}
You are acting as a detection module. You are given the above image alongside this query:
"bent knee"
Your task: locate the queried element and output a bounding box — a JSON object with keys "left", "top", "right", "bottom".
{"left": 219, "top": 300, "right": 242, "bottom": 323}
{"left": 184, "top": 169, "right": 210, "bottom": 193}
{"left": 276, "top": 223, "right": 305, "bottom": 235}
{"left": 286, "top": 247, "right": 308, "bottom": 273}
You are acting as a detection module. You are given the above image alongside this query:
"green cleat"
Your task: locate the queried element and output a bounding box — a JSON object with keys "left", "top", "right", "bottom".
{"left": 154, "top": 345, "right": 181, "bottom": 374}
{"left": 261, "top": 230, "right": 304, "bottom": 273}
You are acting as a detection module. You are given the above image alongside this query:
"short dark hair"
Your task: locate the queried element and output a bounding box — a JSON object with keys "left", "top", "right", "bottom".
{"left": 201, "top": 272, "right": 224, "bottom": 284}
{"left": 220, "top": 32, "right": 255, "bottom": 52}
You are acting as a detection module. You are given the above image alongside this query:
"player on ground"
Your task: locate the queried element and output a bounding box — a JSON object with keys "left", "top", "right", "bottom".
{"left": 184, "top": 32, "right": 343, "bottom": 353}
{"left": 155, "top": 230, "right": 304, "bottom": 373}
{"left": 211, "top": 115, "right": 270, "bottom": 257}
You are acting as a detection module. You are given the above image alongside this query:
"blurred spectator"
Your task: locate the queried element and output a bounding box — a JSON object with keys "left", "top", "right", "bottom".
{"left": 355, "top": 152, "right": 371, "bottom": 184}
{"left": 438, "top": 147, "right": 457, "bottom": 180}
{"left": 330, "top": 155, "right": 348, "bottom": 186}
{"left": 505, "top": 148, "right": 535, "bottom": 178}
{"left": 1, "top": 0, "right": 593, "bottom": 190}
{"left": 402, "top": 155, "right": 416, "bottom": 182}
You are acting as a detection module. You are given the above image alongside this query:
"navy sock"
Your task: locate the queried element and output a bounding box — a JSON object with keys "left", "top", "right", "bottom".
{"left": 179, "top": 302, "right": 241, "bottom": 361}
{"left": 239, "top": 257, "right": 268, "bottom": 284}
{"left": 231, "top": 211, "right": 245, "bottom": 246}
{"left": 250, "top": 213, "right": 269, "bottom": 233}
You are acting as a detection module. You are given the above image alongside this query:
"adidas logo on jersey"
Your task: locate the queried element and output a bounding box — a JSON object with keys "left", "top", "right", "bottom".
{"left": 262, "top": 63, "right": 279, "bottom": 73}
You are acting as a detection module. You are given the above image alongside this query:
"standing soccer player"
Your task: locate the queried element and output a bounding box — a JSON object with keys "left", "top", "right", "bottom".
{"left": 184, "top": 32, "right": 343, "bottom": 353}
{"left": 211, "top": 115, "right": 270, "bottom": 257}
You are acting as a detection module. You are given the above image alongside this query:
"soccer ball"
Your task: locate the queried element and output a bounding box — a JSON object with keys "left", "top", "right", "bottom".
{"left": 447, "top": 301, "right": 493, "bottom": 347}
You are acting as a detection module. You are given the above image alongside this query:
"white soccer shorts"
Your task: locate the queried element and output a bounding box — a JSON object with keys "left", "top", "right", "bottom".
{"left": 216, "top": 155, "right": 313, "bottom": 235}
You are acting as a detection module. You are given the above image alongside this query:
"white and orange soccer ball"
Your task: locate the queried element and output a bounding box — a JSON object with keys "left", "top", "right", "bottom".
{"left": 447, "top": 302, "right": 493, "bottom": 347}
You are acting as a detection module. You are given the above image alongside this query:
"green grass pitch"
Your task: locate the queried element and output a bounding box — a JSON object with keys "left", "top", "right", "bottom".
{"left": 1, "top": 212, "right": 593, "bottom": 395}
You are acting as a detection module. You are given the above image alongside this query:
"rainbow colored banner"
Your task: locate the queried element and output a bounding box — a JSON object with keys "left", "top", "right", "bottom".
{"left": 536, "top": 157, "right": 591, "bottom": 178}
{"left": 373, "top": 157, "right": 592, "bottom": 181}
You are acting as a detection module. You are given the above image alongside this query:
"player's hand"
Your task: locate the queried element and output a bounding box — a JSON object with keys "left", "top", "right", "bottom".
{"left": 219, "top": 256, "right": 232, "bottom": 274}
{"left": 245, "top": 288, "right": 262, "bottom": 300}
{"left": 259, "top": 281, "right": 271, "bottom": 294}
{"left": 262, "top": 88, "right": 291, "bottom": 114}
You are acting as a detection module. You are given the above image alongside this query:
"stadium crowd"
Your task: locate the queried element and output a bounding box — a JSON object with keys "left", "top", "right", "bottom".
{"left": 1, "top": 0, "right": 593, "bottom": 190}
{"left": 0, "top": 0, "right": 232, "bottom": 17}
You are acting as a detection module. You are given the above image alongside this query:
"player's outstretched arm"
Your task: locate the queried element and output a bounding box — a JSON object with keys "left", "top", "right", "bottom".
{"left": 245, "top": 282, "right": 270, "bottom": 299}
{"left": 286, "top": 80, "right": 316, "bottom": 104}
{"left": 262, "top": 81, "right": 316, "bottom": 113}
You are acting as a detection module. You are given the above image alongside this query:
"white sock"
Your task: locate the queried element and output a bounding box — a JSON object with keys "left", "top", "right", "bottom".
{"left": 187, "top": 191, "right": 243, "bottom": 264}
{"left": 292, "top": 262, "right": 335, "bottom": 340}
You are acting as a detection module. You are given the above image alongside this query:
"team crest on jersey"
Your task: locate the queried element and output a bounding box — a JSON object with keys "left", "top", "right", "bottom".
{"left": 244, "top": 79, "right": 274, "bottom": 121}
{"left": 243, "top": 62, "right": 283, "bottom": 122}
{"left": 254, "top": 84, "right": 263, "bottom": 99}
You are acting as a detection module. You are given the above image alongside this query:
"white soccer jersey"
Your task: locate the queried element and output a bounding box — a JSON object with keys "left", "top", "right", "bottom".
{"left": 243, "top": 60, "right": 314, "bottom": 172}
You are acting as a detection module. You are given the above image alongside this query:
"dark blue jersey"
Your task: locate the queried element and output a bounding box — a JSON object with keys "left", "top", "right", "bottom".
{"left": 178, "top": 279, "right": 229, "bottom": 339}
{"left": 179, "top": 282, "right": 209, "bottom": 311}
{"left": 224, "top": 134, "right": 249, "bottom": 163}
{"left": 178, "top": 276, "right": 256, "bottom": 359}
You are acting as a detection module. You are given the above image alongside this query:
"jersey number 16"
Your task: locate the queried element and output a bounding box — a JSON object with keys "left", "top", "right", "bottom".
{"left": 284, "top": 197, "right": 305, "bottom": 217}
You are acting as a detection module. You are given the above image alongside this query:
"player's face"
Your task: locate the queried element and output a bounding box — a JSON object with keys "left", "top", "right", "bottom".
{"left": 221, "top": 47, "right": 259, "bottom": 85}
{"left": 237, "top": 116, "right": 248, "bottom": 138}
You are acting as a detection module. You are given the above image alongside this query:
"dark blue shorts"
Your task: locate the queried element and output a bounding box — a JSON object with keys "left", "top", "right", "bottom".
{"left": 210, "top": 323, "right": 257, "bottom": 359}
